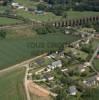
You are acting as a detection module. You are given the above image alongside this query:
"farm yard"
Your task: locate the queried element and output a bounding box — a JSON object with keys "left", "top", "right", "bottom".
{"left": 0, "top": 68, "right": 26, "bottom": 100}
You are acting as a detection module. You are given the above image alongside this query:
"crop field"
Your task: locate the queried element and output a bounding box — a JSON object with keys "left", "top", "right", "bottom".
{"left": 0, "top": 33, "right": 80, "bottom": 69}
{"left": 0, "top": 68, "right": 26, "bottom": 100}
{"left": 0, "top": 17, "right": 22, "bottom": 25}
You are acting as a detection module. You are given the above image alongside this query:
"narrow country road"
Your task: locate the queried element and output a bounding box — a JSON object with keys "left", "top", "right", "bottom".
{"left": 89, "top": 45, "right": 99, "bottom": 73}
{"left": 0, "top": 24, "right": 32, "bottom": 30}
{"left": 24, "top": 65, "right": 31, "bottom": 100}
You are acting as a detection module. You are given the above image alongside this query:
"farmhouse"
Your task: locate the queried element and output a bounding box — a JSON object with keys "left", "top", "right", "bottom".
{"left": 83, "top": 62, "right": 91, "bottom": 67}
{"left": 11, "top": 2, "right": 24, "bottom": 9}
{"left": 0, "top": 0, "right": 5, "bottom": 5}
{"left": 35, "top": 10, "right": 44, "bottom": 15}
{"left": 96, "top": 55, "right": 99, "bottom": 59}
{"left": 44, "top": 73, "right": 54, "bottom": 81}
{"left": 52, "top": 60, "right": 62, "bottom": 68}
{"left": 47, "top": 60, "right": 62, "bottom": 70}
{"left": 78, "top": 65, "right": 86, "bottom": 73}
{"left": 83, "top": 75, "right": 99, "bottom": 87}
{"left": 68, "top": 86, "right": 78, "bottom": 95}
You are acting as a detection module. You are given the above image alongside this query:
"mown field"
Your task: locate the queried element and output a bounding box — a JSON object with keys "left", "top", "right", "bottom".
{"left": 0, "top": 32, "right": 80, "bottom": 69}
{"left": 0, "top": 68, "right": 26, "bottom": 100}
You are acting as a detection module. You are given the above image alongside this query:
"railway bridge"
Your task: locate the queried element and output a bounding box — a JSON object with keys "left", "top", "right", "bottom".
{"left": 49, "top": 16, "right": 99, "bottom": 27}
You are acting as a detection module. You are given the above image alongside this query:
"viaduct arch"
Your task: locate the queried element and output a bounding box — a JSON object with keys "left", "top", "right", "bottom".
{"left": 50, "top": 16, "right": 99, "bottom": 27}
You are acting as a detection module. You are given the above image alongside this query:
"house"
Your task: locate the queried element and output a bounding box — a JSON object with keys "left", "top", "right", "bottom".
{"left": 78, "top": 65, "right": 85, "bottom": 73}
{"left": 58, "top": 51, "right": 65, "bottom": 58}
{"left": 34, "top": 10, "right": 44, "bottom": 15}
{"left": 68, "top": 86, "right": 78, "bottom": 95}
{"left": 52, "top": 60, "right": 62, "bottom": 68}
{"left": 96, "top": 74, "right": 99, "bottom": 81}
{"left": 49, "top": 52, "right": 58, "bottom": 59}
{"left": 11, "top": 2, "right": 24, "bottom": 9}
{"left": 47, "top": 60, "right": 62, "bottom": 70}
{"left": 44, "top": 73, "right": 54, "bottom": 81}
{"left": 83, "top": 75, "right": 99, "bottom": 87}
{"left": 83, "top": 62, "right": 91, "bottom": 67}
{"left": 96, "top": 54, "right": 99, "bottom": 59}
{"left": 0, "top": 0, "right": 6, "bottom": 5}
{"left": 11, "top": 2, "right": 19, "bottom": 8}
{"left": 28, "top": 8, "right": 35, "bottom": 12}
{"left": 61, "top": 68, "right": 68, "bottom": 72}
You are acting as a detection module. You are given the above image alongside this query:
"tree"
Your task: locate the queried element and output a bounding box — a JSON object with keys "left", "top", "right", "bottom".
{"left": 0, "top": 30, "right": 7, "bottom": 39}
{"left": 62, "top": 12, "right": 68, "bottom": 18}
{"left": 37, "top": 3, "right": 48, "bottom": 11}
{"left": 56, "top": 88, "right": 67, "bottom": 100}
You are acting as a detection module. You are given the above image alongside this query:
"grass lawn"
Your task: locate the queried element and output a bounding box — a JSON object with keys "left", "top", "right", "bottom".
{"left": 0, "top": 68, "right": 26, "bottom": 100}
{"left": 0, "top": 33, "right": 80, "bottom": 69}
{"left": 64, "top": 47, "right": 88, "bottom": 60}
{"left": 92, "top": 39, "right": 99, "bottom": 50}
{"left": 93, "top": 59, "right": 99, "bottom": 71}
{"left": 0, "top": 17, "right": 22, "bottom": 25}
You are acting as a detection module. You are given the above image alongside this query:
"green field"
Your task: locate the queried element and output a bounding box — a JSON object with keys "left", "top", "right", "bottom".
{"left": 66, "top": 11, "right": 99, "bottom": 19}
{"left": 0, "top": 17, "right": 22, "bottom": 25}
{"left": 0, "top": 68, "right": 26, "bottom": 100}
{"left": 16, "top": 10, "right": 61, "bottom": 22}
{"left": 16, "top": 10, "right": 99, "bottom": 22}
{"left": 0, "top": 33, "right": 80, "bottom": 69}
{"left": 15, "top": 0, "right": 39, "bottom": 8}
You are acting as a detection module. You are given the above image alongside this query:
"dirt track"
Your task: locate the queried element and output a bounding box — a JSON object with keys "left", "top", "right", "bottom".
{"left": 0, "top": 53, "right": 47, "bottom": 76}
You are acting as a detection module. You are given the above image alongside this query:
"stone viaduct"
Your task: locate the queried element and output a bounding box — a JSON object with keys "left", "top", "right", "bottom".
{"left": 49, "top": 16, "right": 99, "bottom": 27}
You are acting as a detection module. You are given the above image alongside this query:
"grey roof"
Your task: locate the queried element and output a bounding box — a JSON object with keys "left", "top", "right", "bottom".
{"left": 78, "top": 65, "right": 84, "bottom": 70}
{"left": 44, "top": 73, "right": 53, "bottom": 79}
{"left": 69, "top": 86, "right": 77, "bottom": 93}
{"left": 52, "top": 60, "right": 62, "bottom": 66}
{"left": 85, "top": 76, "right": 96, "bottom": 85}
{"left": 35, "top": 58, "right": 44, "bottom": 65}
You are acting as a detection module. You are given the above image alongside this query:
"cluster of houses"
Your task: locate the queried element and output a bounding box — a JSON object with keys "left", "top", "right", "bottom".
{"left": 27, "top": 29, "right": 99, "bottom": 97}
{"left": 0, "top": 0, "right": 5, "bottom": 4}
{"left": 11, "top": 2, "right": 25, "bottom": 10}
{"left": 83, "top": 74, "right": 99, "bottom": 87}
{"left": 11, "top": 2, "right": 44, "bottom": 15}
